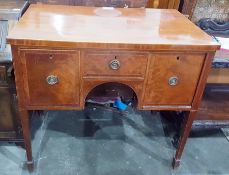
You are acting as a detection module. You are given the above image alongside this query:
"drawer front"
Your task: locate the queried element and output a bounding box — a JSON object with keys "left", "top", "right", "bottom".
{"left": 82, "top": 51, "right": 148, "bottom": 78}
{"left": 23, "top": 50, "right": 80, "bottom": 106}
{"left": 144, "top": 54, "right": 205, "bottom": 106}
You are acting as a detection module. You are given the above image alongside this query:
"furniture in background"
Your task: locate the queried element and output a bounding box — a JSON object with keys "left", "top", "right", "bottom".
{"left": 194, "top": 19, "right": 229, "bottom": 128}
{"left": 7, "top": 4, "right": 219, "bottom": 171}
{"left": 28, "top": 0, "right": 148, "bottom": 8}
{"left": 28, "top": 0, "right": 181, "bottom": 9}
{"left": 194, "top": 84, "right": 229, "bottom": 128}
{"left": 147, "top": 0, "right": 180, "bottom": 9}
{"left": 179, "top": 0, "right": 197, "bottom": 19}
{"left": 0, "top": 0, "right": 29, "bottom": 142}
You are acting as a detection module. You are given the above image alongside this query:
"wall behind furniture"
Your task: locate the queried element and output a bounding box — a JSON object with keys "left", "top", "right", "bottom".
{"left": 192, "top": 0, "right": 229, "bottom": 22}
{"left": 28, "top": 0, "right": 148, "bottom": 8}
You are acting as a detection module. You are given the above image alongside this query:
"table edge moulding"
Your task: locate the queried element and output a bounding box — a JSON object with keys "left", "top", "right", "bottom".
{"left": 7, "top": 4, "right": 220, "bottom": 171}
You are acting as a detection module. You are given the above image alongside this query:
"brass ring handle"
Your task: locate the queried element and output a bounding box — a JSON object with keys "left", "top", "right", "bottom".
{"left": 46, "top": 75, "right": 58, "bottom": 85}
{"left": 168, "top": 76, "right": 178, "bottom": 86}
{"left": 109, "top": 59, "right": 120, "bottom": 70}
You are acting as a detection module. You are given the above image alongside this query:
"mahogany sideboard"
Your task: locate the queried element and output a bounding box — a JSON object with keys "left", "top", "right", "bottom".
{"left": 7, "top": 4, "right": 220, "bottom": 170}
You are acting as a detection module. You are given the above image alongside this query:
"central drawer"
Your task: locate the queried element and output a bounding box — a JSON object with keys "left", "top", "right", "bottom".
{"left": 82, "top": 51, "right": 148, "bottom": 78}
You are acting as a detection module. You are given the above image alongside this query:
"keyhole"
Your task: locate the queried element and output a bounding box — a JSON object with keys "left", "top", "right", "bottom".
{"left": 177, "top": 56, "right": 180, "bottom": 60}
{"left": 49, "top": 54, "right": 53, "bottom": 59}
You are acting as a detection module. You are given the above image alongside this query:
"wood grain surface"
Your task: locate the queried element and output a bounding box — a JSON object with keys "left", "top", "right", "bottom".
{"left": 7, "top": 4, "right": 220, "bottom": 51}
{"left": 143, "top": 53, "right": 205, "bottom": 105}
{"left": 21, "top": 49, "right": 80, "bottom": 106}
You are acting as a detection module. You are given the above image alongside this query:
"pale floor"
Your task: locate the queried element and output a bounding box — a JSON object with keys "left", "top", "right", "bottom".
{"left": 0, "top": 107, "right": 229, "bottom": 175}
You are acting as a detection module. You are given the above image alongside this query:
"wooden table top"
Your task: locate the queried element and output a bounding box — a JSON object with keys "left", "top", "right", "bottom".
{"left": 7, "top": 4, "right": 220, "bottom": 51}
